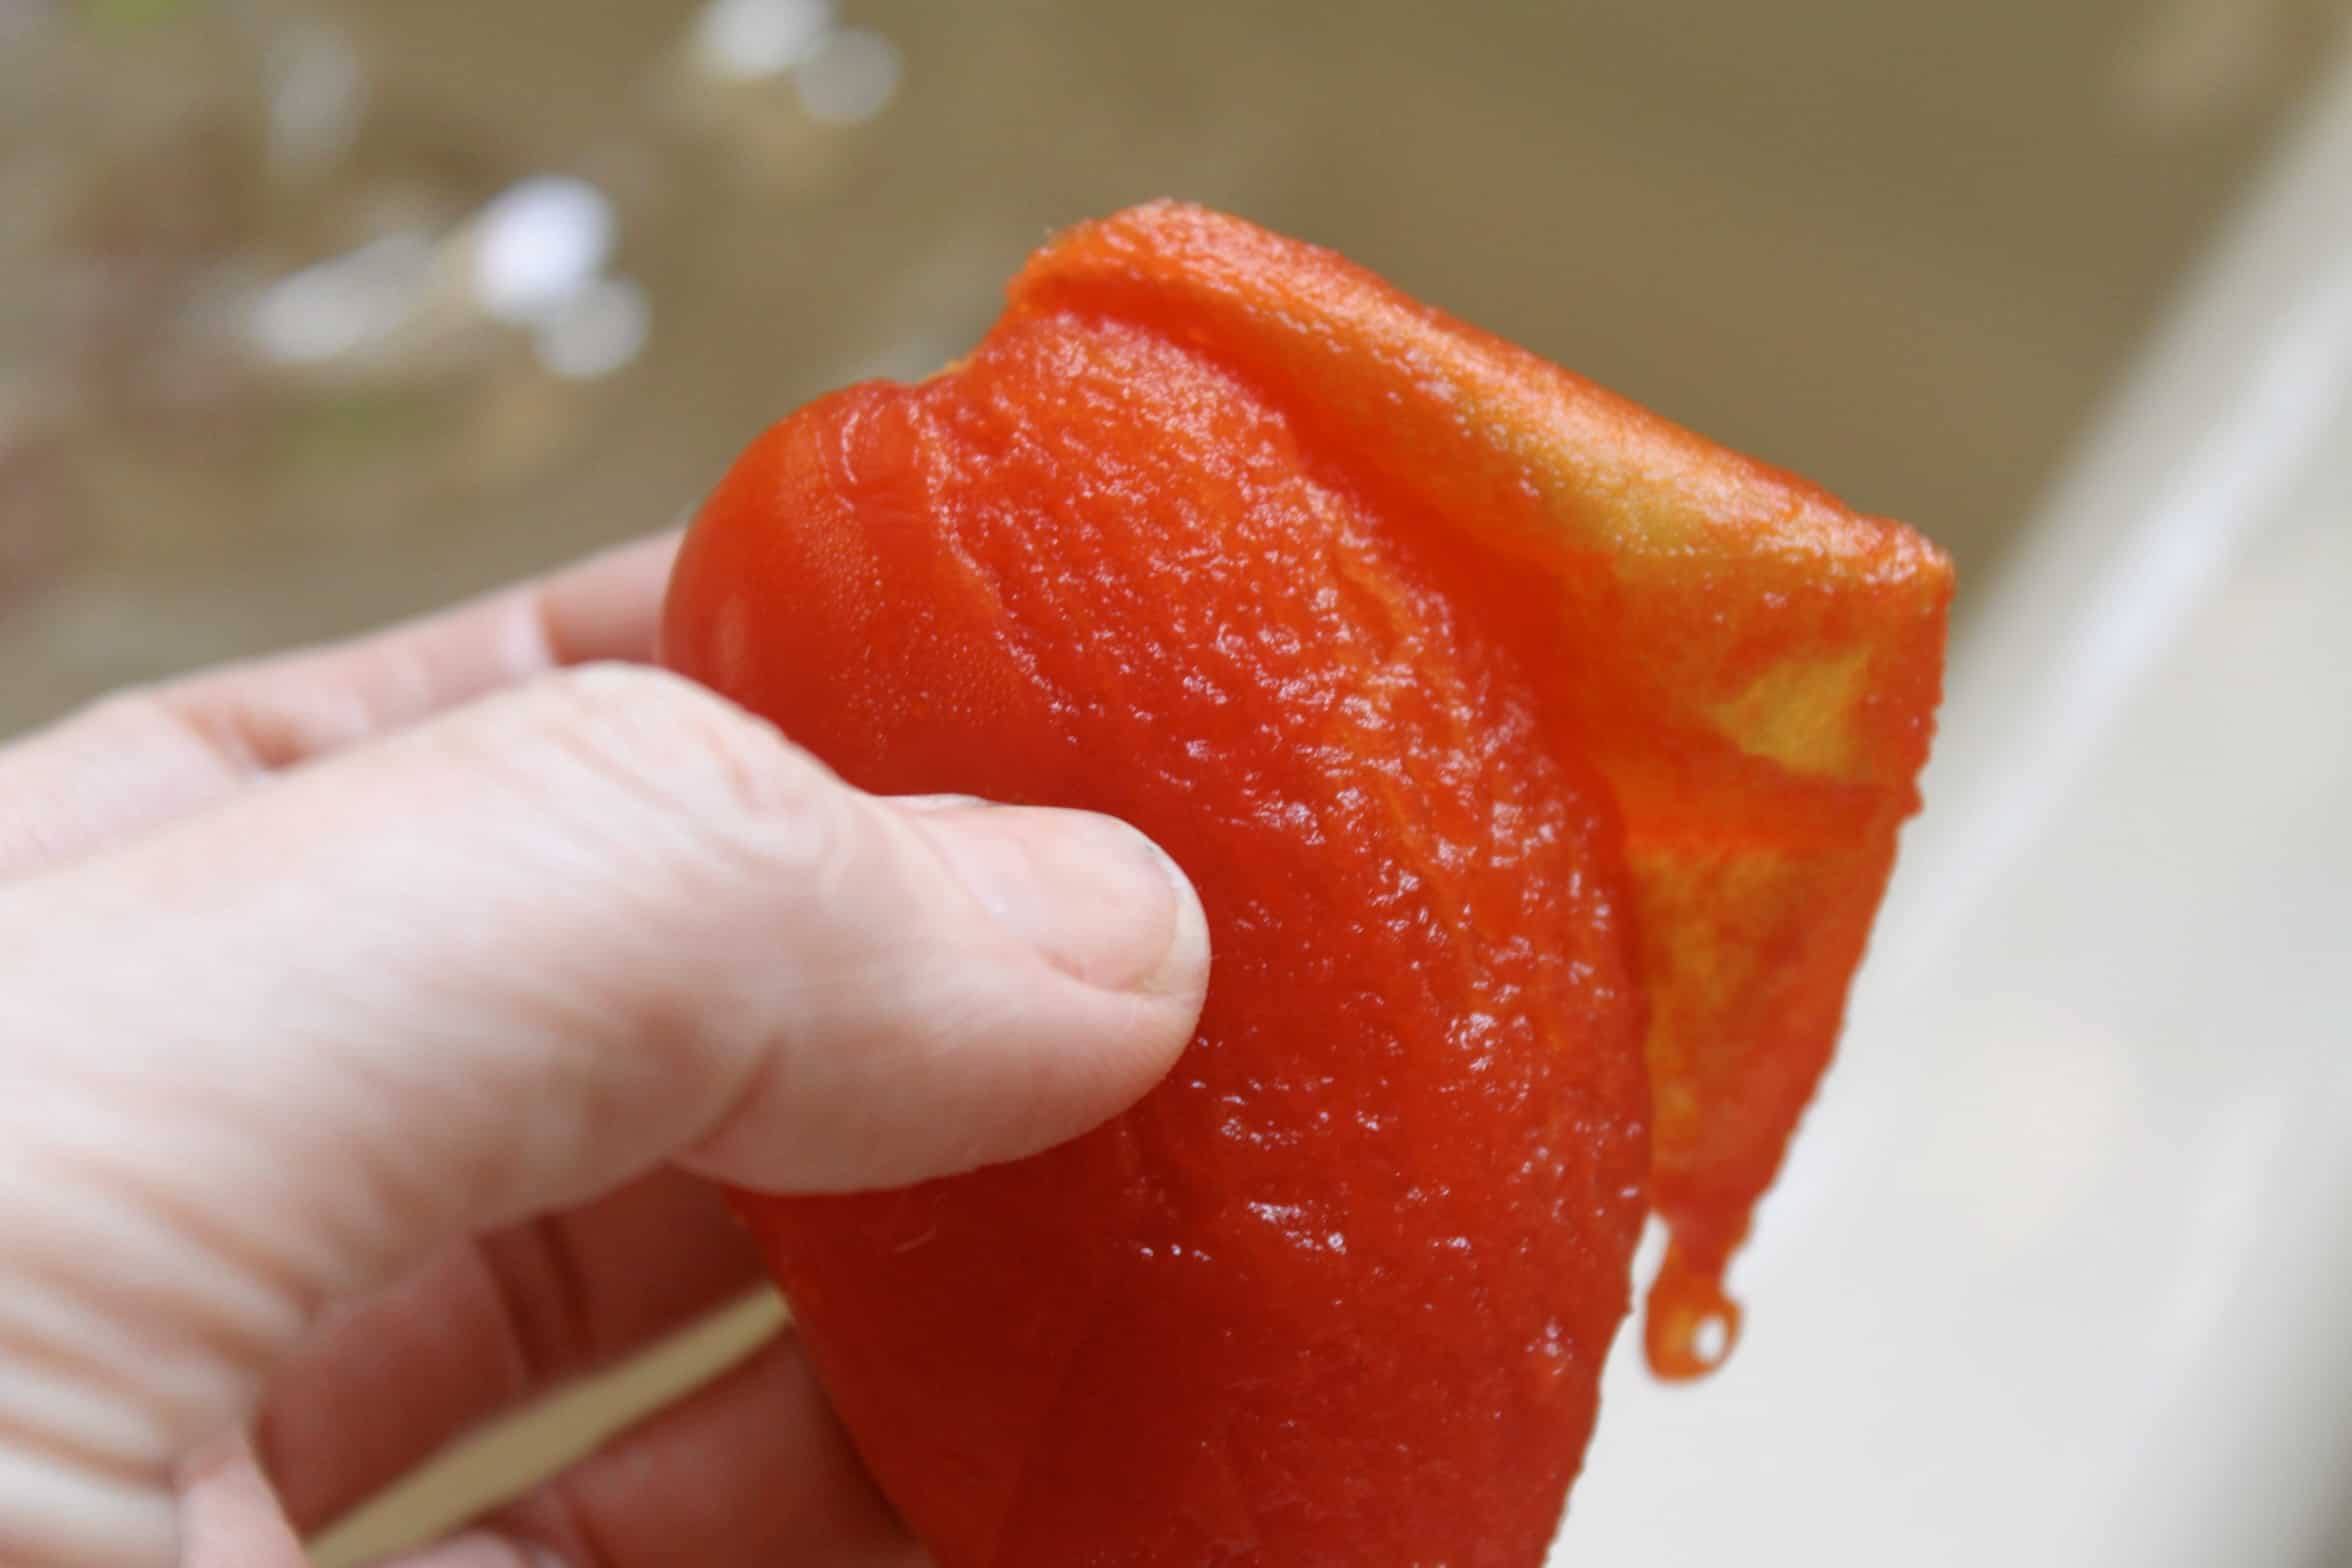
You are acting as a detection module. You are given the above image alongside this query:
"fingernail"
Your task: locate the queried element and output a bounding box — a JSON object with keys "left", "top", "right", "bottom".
{"left": 911, "top": 803, "right": 1210, "bottom": 997}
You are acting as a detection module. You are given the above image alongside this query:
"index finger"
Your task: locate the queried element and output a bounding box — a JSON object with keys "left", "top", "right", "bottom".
{"left": 0, "top": 530, "right": 680, "bottom": 880}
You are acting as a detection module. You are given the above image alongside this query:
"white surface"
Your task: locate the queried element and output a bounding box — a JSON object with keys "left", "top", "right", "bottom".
{"left": 1558, "top": 36, "right": 2352, "bottom": 1568}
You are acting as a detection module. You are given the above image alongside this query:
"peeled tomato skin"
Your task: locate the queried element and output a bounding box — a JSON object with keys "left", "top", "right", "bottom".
{"left": 993, "top": 203, "right": 1953, "bottom": 1375}
{"left": 666, "top": 314, "right": 1651, "bottom": 1566}
{"left": 661, "top": 200, "right": 1952, "bottom": 1563}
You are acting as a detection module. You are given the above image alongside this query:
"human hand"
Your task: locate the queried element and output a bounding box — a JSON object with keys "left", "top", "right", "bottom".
{"left": 0, "top": 534, "right": 1212, "bottom": 1568}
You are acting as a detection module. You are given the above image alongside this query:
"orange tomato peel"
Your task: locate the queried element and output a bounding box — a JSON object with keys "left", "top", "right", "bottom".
{"left": 664, "top": 201, "right": 1952, "bottom": 1564}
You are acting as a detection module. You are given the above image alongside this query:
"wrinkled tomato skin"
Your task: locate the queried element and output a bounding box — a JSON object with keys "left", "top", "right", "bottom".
{"left": 665, "top": 317, "right": 1651, "bottom": 1565}
{"left": 662, "top": 200, "right": 1951, "bottom": 1566}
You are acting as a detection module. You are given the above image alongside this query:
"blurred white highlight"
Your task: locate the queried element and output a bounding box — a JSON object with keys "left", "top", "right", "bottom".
{"left": 472, "top": 177, "right": 619, "bottom": 327}
{"left": 246, "top": 231, "right": 433, "bottom": 368}
{"left": 533, "top": 276, "right": 651, "bottom": 381}
{"left": 692, "top": 0, "right": 835, "bottom": 81}
{"left": 794, "top": 25, "right": 901, "bottom": 124}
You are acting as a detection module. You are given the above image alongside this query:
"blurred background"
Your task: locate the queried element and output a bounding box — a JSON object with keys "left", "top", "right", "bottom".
{"left": 6, "top": 1, "right": 2352, "bottom": 1564}
{"left": 6, "top": 0, "right": 2348, "bottom": 727}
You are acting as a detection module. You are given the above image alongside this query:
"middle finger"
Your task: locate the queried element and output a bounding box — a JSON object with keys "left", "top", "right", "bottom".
{"left": 379, "top": 1328, "right": 922, "bottom": 1568}
{"left": 254, "top": 1168, "right": 760, "bottom": 1535}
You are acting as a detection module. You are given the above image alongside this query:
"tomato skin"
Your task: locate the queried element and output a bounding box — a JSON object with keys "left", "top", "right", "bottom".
{"left": 666, "top": 322, "right": 1650, "bottom": 1565}
{"left": 662, "top": 202, "right": 1949, "bottom": 1564}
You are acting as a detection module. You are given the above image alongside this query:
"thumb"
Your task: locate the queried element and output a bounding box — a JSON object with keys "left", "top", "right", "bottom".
{"left": 0, "top": 664, "right": 1206, "bottom": 1553}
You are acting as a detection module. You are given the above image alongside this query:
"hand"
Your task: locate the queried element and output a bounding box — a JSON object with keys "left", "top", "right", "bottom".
{"left": 0, "top": 534, "right": 1211, "bottom": 1568}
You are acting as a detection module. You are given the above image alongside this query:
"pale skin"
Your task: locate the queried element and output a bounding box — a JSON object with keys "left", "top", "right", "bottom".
{"left": 0, "top": 533, "right": 1213, "bottom": 1568}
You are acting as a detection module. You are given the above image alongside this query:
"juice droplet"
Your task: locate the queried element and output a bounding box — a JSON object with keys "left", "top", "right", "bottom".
{"left": 1643, "top": 1244, "right": 1743, "bottom": 1381}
